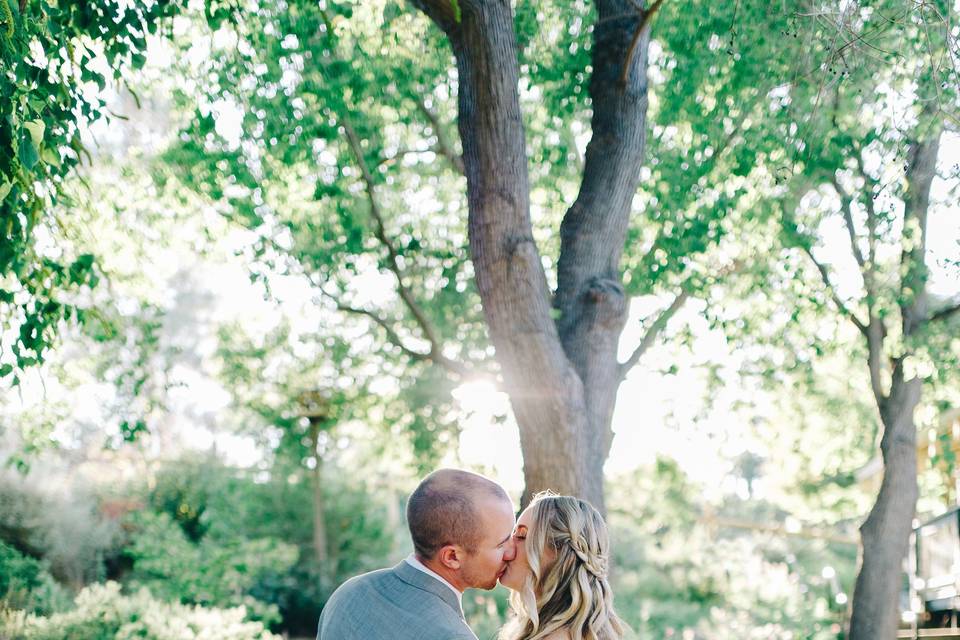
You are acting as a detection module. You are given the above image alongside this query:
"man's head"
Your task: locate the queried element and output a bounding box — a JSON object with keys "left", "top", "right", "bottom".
{"left": 406, "top": 468, "right": 517, "bottom": 591}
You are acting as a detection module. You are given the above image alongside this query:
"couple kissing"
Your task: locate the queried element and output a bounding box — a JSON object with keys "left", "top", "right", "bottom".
{"left": 317, "top": 468, "right": 625, "bottom": 640}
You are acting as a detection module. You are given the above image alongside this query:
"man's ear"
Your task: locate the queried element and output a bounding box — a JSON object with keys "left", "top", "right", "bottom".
{"left": 437, "top": 545, "right": 462, "bottom": 570}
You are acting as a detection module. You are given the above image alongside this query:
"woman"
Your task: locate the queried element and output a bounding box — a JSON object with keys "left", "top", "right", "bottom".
{"left": 498, "top": 493, "right": 627, "bottom": 640}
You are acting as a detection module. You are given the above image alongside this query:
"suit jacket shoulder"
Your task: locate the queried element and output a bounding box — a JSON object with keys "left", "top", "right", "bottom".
{"left": 317, "top": 561, "right": 477, "bottom": 640}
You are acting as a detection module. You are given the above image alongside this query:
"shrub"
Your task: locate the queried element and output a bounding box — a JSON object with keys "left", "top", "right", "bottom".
{"left": 0, "top": 581, "right": 281, "bottom": 640}
{"left": 136, "top": 457, "right": 401, "bottom": 636}
{"left": 123, "top": 512, "right": 297, "bottom": 626}
{"left": 0, "top": 542, "right": 69, "bottom": 615}
{"left": 0, "top": 471, "right": 118, "bottom": 587}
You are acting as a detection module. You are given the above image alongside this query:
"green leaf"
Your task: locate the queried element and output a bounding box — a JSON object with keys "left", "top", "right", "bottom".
{"left": 0, "top": 181, "right": 11, "bottom": 201}
{"left": 382, "top": 1, "right": 403, "bottom": 26}
{"left": 18, "top": 137, "right": 39, "bottom": 171}
{"left": 120, "top": 419, "right": 149, "bottom": 442}
{"left": 24, "top": 120, "right": 45, "bottom": 148}
{"left": 68, "top": 253, "right": 96, "bottom": 285}
{"left": 41, "top": 147, "right": 61, "bottom": 168}
{"left": 0, "top": 364, "right": 12, "bottom": 377}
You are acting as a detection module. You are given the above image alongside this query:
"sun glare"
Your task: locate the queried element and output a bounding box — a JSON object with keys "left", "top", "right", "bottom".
{"left": 451, "top": 380, "right": 524, "bottom": 494}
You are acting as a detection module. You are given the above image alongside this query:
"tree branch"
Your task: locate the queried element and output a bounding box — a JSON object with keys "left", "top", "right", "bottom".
{"left": 830, "top": 175, "right": 866, "bottom": 269}
{"left": 617, "top": 258, "right": 744, "bottom": 379}
{"left": 408, "top": 0, "right": 464, "bottom": 33}
{"left": 826, "top": 151, "right": 888, "bottom": 407}
{"left": 929, "top": 299, "right": 960, "bottom": 325}
{"left": 899, "top": 118, "right": 941, "bottom": 337}
{"left": 618, "top": 287, "right": 689, "bottom": 379}
{"left": 852, "top": 154, "right": 879, "bottom": 267}
{"left": 308, "top": 14, "right": 462, "bottom": 376}
{"left": 851, "top": 155, "right": 883, "bottom": 350}
{"left": 325, "top": 293, "right": 429, "bottom": 363}
{"left": 800, "top": 243, "right": 868, "bottom": 337}
{"left": 413, "top": 95, "right": 465, "bottom": 175}
{"left": 618, "top": 0, "right": 664, "bottom": 87}
{"left": 319, "top": 286, "right": 474, "bottom": 378}
{"left": 865, "top": 320, "right": 887, "bottom": 407}
{"left": 339, "top": 114, "right": 465, "bottom": 375}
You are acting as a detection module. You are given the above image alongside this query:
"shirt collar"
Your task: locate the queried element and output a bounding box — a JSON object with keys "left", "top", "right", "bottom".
{"left": 405, "top": 553, "right": 463, "bottom": 606}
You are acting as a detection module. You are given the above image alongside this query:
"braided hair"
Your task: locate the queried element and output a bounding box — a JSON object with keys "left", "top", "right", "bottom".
{"left": 500, "top": 493, "right": 627, "bottom": 640}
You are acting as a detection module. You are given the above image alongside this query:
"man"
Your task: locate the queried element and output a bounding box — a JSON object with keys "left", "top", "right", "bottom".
{"left": 317, "top": 468, "right": 517, "bottom": 640}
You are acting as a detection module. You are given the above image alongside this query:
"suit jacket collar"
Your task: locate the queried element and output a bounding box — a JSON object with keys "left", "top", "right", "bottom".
{"left": 393, "top": 560, "right": 465, "bottom": 620}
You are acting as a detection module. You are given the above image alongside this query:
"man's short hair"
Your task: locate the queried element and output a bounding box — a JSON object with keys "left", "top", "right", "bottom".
{"left": 406, "top": 468, "right": 510, "bottom": 559}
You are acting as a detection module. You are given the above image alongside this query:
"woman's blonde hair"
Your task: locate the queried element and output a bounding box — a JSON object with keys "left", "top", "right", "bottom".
{"left": 500, "top": 493, "right": 626, "bottom": 640}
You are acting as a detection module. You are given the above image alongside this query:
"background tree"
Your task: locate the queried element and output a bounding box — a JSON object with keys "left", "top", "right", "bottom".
{"left": 716, "top": 2, "right": 960, "bottom": 635}
{"left": 215, "top": 320, "right": 388, "bottom": 592}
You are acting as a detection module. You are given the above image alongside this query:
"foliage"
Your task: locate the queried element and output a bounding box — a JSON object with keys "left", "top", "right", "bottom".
{"left": 129, "top": 456, "right": 401, "bottom": 636}
{"left": 215, "top": 322, "right": 371, "bottom": 465}
{"left": 143, "top": 1, "right": 485, "bottom": 462}
{"left": 0, "top": 542, "right": 67, "bottom": 615}
{"left": 624, "top": 0, "right": 802, "bottom": 295}
{"left": 123, "top": 510, "right": 296, "bottom": 626}
{"left": 0, "top": 0, "right": 181, "bottom": 381}
{"left": 145, "top": 458, "right": 225, "bottom": 543}
{"left": 0, "top": 141, "right": 248, "bottom": 466}
{"left": 714, "top": 0, "right": 960, "bottom": 380}
{"left": 233, "top": 468, "right": 400, "bottom": 635}
{"left": 0, "top": 581, "right": 281, "bottom": 640}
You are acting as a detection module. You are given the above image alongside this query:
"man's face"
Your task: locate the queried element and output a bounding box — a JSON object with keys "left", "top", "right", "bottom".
{"left": 459, "top": 496, "right": 517, "bottom": 590}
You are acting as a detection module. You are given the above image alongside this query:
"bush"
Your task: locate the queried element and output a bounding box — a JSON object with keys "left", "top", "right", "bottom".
{"left": 0, "top": 471, "right": 118, "bottom": 587}
{"left": 0, "top": 581, "right": 281, "bottom": 640}
{"left": 0, "top": 542, "right": 69, "bottom": 615}
{"left": 0, "top": 542, "right": 44, "bottom": 600}
{"left": 123, "top": 512, "right": 297, "bottom": 626}
{"left": 138, "top": 457, "right": 402, "bottom": 636}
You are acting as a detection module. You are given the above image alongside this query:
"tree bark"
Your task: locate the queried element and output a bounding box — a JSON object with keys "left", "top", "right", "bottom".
{"left": 413, "top": 0, "right": 651, "bottom": 513}
{"left": 848, "top": 366, "right": 921, "bottom": 639}
{"left": 848, "top": 123, "right": 941, "bottom": 640}
{"left": 554, "top": 1, "right": 651, "bottom": 508}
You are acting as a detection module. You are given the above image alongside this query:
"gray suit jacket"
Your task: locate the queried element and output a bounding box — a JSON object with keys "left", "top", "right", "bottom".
{"left": 316, "top": 561, "right": 478, "bottom": 640}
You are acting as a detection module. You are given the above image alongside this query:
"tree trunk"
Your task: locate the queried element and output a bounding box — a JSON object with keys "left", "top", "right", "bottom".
{"left": 553, "top": 1, "right": 651, "bottom": 510}
{"left": 848, "top": 122, "right": 941, "bottom": 640}
{"left": 308, "top": 420, "right": 329, "bottom": 580}
{"left": 413, "top": 0, "right": 651, "bottom": 513}
{"left": 848, "top": 367, "right": 921, "bottom": 640}
{"left": 312, "top": 459, "right": 328, "bottom": 567}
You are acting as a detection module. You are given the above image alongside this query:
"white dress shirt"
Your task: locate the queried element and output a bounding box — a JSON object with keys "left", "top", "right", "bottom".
{"left": 405, "top": 553, "right": 463, "bottom": 607}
